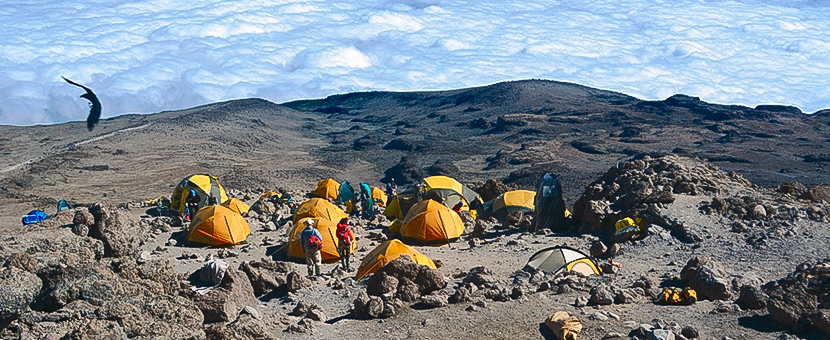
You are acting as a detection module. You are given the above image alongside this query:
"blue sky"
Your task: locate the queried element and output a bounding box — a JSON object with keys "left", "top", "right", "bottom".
{"left": 1, "top": 0, "right": 828, "bottom": 126}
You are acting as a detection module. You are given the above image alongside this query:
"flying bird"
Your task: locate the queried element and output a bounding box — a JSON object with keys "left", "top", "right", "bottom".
{"left": 62, "top": 76, "right": 101, "bottom": 131}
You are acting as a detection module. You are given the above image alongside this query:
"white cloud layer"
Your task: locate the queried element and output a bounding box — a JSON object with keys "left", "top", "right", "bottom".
{"left": 2, "top": 0, "right": 829, "bottom": 125}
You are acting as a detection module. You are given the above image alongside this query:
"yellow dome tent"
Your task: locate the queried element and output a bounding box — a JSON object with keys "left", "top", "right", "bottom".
{"left": 371, "top": 187, "right": 388, "bottom": 207}
{"left": 187, "top": 205, "right": 251, "bottom": 246}
{"left": 313, "top": 179, "right": 341, "bottom": 200}
{"left": 289, "top": 217, "right": 355, "bottom": 263}
{"left": 293, "top": 198, "right": 348, "bottom": 224}
{"left": 478, "top": 190, "right": 536, "bottom": 220}
{"left": 355, "top": 239, "right": 436, "bottom": 280}
{"left": 171, "top": 174, "right": 229, "bottom": 213}
{"left": 400, "top": 200, "right": 465, "bottom": 245}
{"left": 220, "top": 198, "right": 250, "bottom": 216}
{"left": 420, "top": 175, "right": 481, "bottom": 218}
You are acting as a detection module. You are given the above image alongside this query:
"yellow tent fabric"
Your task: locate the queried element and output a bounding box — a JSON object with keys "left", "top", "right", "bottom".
{"left": 221, "top": 198, "right": 250, "bottom": 216}
{"left": 389, "top": 219, "right": 402, "bottom": 234}
{"left": 187, "top": 205, "right": 251, "bottom": 246}
{"left": 400, "top": 200, "right": 464, "bottom": 245}
{"left": 371, "top": 187, "right": 388, "bottom": 207}
{"left": 313, "top": 179, "right": 340, "bottom": 200}
{"left": 293, "top": 198, "right": 348, "bottom": 224}
{"left": 289, "top": 217, "right": 355, "bottom": 263}
{"left": 171, "top": 174, "right": 229, "bottom": 213}
{"left": 493, "top": 190, "right": 536, "bottom": 212}
{"left": 383, "top": 195, "right": 402, "bottom": 220}
{"left": 259, "top": 192, "right": 281, "bottom": 200}
{"left": 421, "top": 176, "right": 464, "bottom": 196}
{"left": 355, "top": 239, "right": 436, "bottom": 280}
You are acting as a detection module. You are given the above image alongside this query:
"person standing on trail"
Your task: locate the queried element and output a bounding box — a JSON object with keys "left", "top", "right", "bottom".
{"left": 300, "top": 219, "right": 323, "bottom": 276}
{"left": 335, "top": 217, "right": 355, "bottom": 271}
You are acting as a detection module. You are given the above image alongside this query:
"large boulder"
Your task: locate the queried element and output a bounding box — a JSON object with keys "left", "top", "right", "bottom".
{"left": 679, "top": 256, "right": 731, "bottom": 300}
{"left": 239, "top": 260, "right": 293, "bottom": 297}
{"left": 766, "top": 282, "right": 817, "bottom": 327}
{"left": 9, "top": 260, "right": 204, "bottom": 339}
{"left": 572, "top": 155, "right": 750, "bottom": 234}
{"left": 365, "top": 256, "right": 446, "bottom": 302}
{"left": 762, "top": 259, "right": 830, "bottom": 332}
{"left": 736, "top": 285, "right": 767, "bottom": 310}
{"left": 0, "top": 267, "right": 41, "bottom": 321}
{"left": 187, "top": 267, "right": 259, "bottom": 323}
{"left": 88, "top": 203, "right": 148, "bottom": 258}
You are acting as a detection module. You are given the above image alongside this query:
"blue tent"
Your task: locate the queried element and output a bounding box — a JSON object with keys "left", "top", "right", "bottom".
{"left": 57, "top": 200, "right": 70, "bottom": 212}
{"left": 338, "top": 180, "right": 356, "bottom": 204}
{"left": 22, "top": 210, "right": 48, "bottom": 225}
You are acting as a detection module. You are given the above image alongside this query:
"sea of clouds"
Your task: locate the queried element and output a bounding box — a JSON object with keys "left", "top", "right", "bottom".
{"left": 1, "top": 0, "right": 829, "bottom": 126}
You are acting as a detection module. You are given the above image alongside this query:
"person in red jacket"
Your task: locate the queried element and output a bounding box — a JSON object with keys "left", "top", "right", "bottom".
{"left": 336, "top": 217, "right": 355, "bottom": 271}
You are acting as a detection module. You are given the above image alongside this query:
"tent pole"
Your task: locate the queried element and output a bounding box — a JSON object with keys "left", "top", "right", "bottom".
{"left": 224, "top": 216, "right": 235, "bottom": 246}
{"left": 437, "top": 212, "right": 452, "bottom": 249}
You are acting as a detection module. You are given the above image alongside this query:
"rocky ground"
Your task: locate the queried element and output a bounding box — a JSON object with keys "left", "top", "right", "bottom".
{"left": 1, "top": 155, "right": 829, "bottom": 339}
{"left": 1, "top": 80, "right": 829, "bottom": 339}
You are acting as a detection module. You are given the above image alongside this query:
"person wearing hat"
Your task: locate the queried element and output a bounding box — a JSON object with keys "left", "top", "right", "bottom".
{"left": 300, "top": 219, "right": 324, "bottom": 276}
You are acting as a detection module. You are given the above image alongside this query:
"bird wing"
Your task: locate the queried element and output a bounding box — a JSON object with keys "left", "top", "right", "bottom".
{"left": 63, "top": 76, "right": 102, "bottom": 131}
{"left": 62, "top": 76, "right": 94, "bottom": 96}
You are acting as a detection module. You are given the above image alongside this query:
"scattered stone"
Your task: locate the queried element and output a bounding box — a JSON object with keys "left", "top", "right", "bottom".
{"left": 680, "top": 256, "right": 731, "bottom": 300}
{"left": 736, "top": 285, "right": 767, "bottom": 310}
{"left": 590, "top": 241, "right": 608, "bottom": 258}
{"left": 681, "top": 326, "right": 699, "bottom": 338}
{"left": 602, "top": 332, "right": 626, "bottom": 339}
{"left": 240, "top": 260, "right": 292, "bottom": 297}
{"left": 590, "top": 284, "right": 615, "bottom": 305}
{"left": 187, "top": 268, "right": 258, "bottom": 323}
{"left": 649, "top": 329, "right": 675, "bottom": 340}
{"left": 137, "top": 251, "right": 151, "bottom": 264}
{"left": 419, "top": 294, "right": 449, "bottom": 308}
{"left": 589, "top": 312, "right": 608, "bottom": 321}
{"left": 574, "top": 296, "right": 588, "bottom": 307}
{"left": 286, "top": 271, "right": 311, "bottom": 292}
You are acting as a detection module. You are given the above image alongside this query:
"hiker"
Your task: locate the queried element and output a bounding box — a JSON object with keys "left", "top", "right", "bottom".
{"left": 300, "top": 219, "right": 323, "bottom": 276}
{"left": 385, "top": 178, "right": 397, "bottom": 197}
{"left": 414, "top": 182, "right": 423, "bottom": 202}
{"left": 350, "top": 195, "right": 362, "bottom": 218}
{"left": 185, "top": 189, "right": 200, "bottom": 221}
{"left": 336, "top": 217, "right": 355, "bottom": 271}
{"left": 451, "top": 201, "right": 464, "bottom": 213}
{"left": 360, "top": 191, "right": 373, "bottom": 219}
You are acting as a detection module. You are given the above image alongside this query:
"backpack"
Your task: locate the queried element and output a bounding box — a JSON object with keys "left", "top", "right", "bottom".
{"left": 307, "top": 235, "right": 323, "bottom": 250}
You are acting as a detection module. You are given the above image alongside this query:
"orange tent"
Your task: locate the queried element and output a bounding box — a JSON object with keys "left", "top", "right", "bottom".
{"left": 399, "top": 200, "right": 464, "bottom": 245}
{"left": 355, "top": 239, "right": 436, "bottom": 280}
{"left": 289, "top": 217, "right": 355, "bottom": 263}
{"left": 188, "top": 205, "right": 251, "bottom": 246}
{"left": 293, "top": 198, "right": 348, "bottom": 224}
{"left": 313, "top": 179, "right": 340, "bottom": 200}
{"left": 220, "top": 198, "right": 250, "bottom": 216}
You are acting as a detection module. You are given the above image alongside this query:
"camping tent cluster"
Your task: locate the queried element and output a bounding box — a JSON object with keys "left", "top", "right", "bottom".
{"left": 168, "top": 174, "right": 252, "bottom": 247}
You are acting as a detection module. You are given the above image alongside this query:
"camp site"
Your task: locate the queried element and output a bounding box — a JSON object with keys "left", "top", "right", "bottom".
{"left": 3, "top": 85, "right": 830, "bottom": 340}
